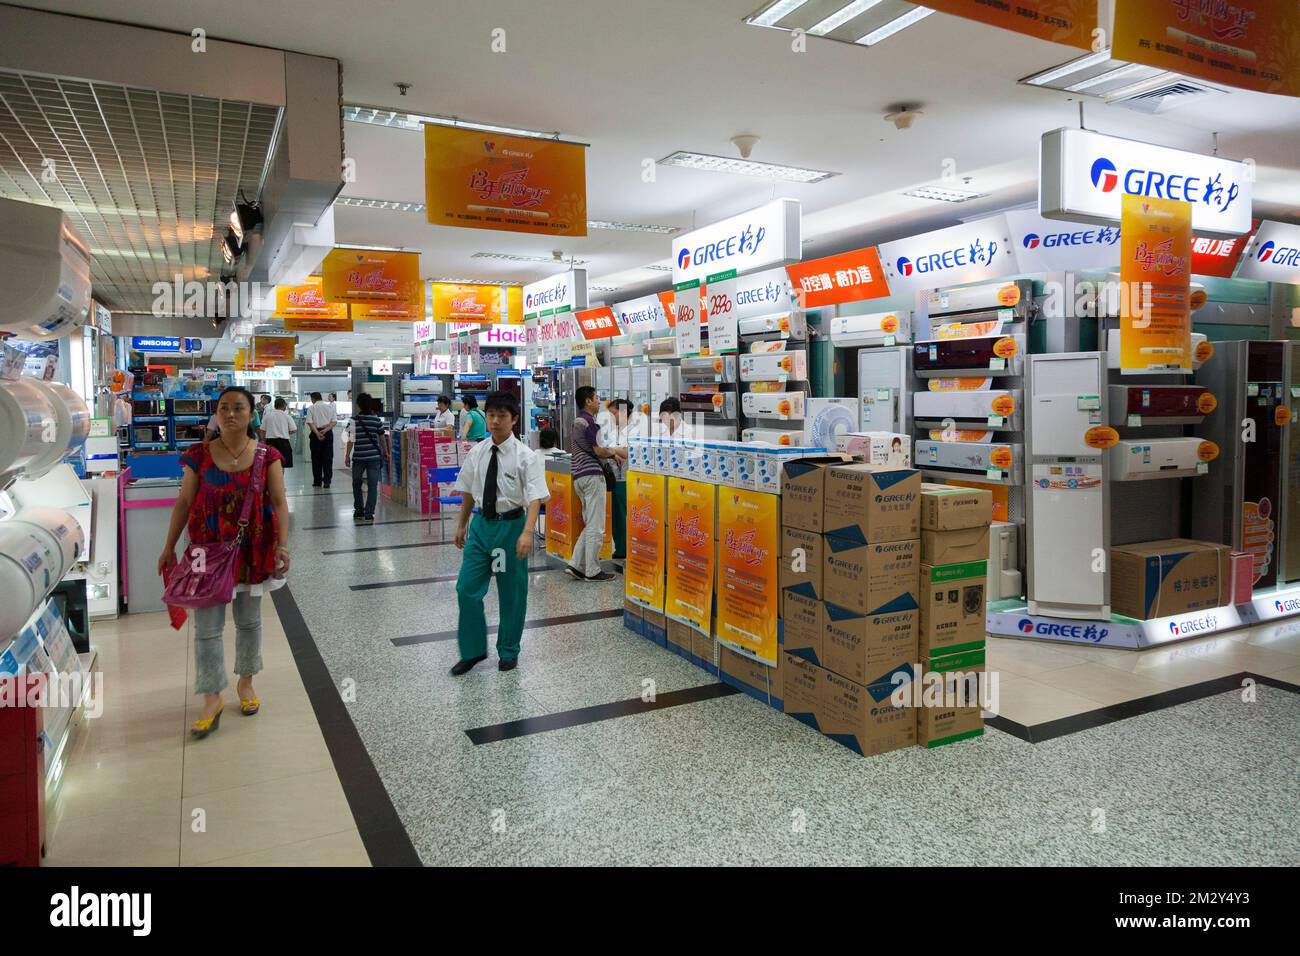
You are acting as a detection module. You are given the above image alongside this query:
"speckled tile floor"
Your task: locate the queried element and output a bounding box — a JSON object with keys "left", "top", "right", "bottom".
{"left": 51, "top": 463, "right": 1300, "bottom": 866}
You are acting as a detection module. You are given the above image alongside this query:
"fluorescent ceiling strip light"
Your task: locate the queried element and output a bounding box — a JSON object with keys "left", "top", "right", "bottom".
{"left": 342, "top": 104, "right": 572, "bottom": 143}
{"left": 658, "top": 150, "right": 837, "bottom": 184}
{"left": 644, "top": 264, "right": 673, "bottom": 272}
{"left": 902, "top": 185, "right": 986, "bottom": 202}
{"left": 335, "top": 197, "right": 426, "bottom": 212}
{"left": 1064, "top": 62, "right": 1154, "bottom": 93}
{"left": 471, "top": 252, "right": 590, "bottom": 265}
{"left": 587, "top": 220, "right": 680, "bottom": 234}
{"left": 430, "top": 277, "right": 523, "bottom": 286}
{"left": 856, "top": 5, "right": 934, "bottom": 45}
{"left": 1101, "top": 72, "right": 1192, "bottom": 102}
{"left": 810, "top": 0, "right": 884, "bottom": 36}
{"left": 1023, "top": 49, "right": 1114, "bottom": 86}
{"left": 748, "top": 0, "right": 812, "bottom": 27}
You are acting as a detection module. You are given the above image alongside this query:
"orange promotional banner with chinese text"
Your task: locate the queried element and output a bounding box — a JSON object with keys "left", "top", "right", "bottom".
{"left": 926, "top": 0, "right": 1096, "bottom": 49}
{"left": 275, "top": 276, "right": 347, "bottom": 321}
{"left": 1114, "top": 0, "right": 1300, "bottom": 98}
{"left": 252, "top": 335, "right": 296, "bottom": 366}
{"left": 1120, "top": 194, "right": 1193, "bottom": 372}
{"left": 320, "top": 249, "right": 423, "bottom": 308}
{"left": 430, "top": 283, "right": 502, "bottom": 323}
{"left": 625, "top": 472, "right": 665, "bottom": 612}
{"left": 349, "top": 288, "right": 427, "bottom": 323}
{"left": 664, "top": 479, "right": 716, "bottom": 635}
{"left": 283, "top": 315, "right": 354, "bottom": 333}
{"left": 544, "top": 470, "right": 575, "bottom": 561}
{"left": 576, "top": 306, "right": 619, "bottom": 340}
{"left": 423, "top": 124, "right": 587, "bottom": 237}
{"left": 506, "top": 285, "right": 523, "bottom": 324}
{"left": 716, "top": 487, "right": 779, "bottom": 666}
{"left": 657, "top": 290, "right": 677, "bottom": 328}
{"left": 786, "top": 247, "right": 891, "bottom": 308}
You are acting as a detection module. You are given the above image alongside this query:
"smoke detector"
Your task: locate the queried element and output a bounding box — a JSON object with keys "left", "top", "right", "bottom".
{"left": 884, "top": 106, "right": 923, "bottom": 130}
{"left": 731, "top": 134, "right": 760, "bottom": 159}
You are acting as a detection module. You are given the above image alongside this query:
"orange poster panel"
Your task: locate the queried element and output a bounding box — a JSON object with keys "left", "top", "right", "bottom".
{"left": 544, "top": 471, "right": 575, "bottom": 561}
{"left": 657, "top": 290, "right": 677, "bottom": 328}
{"left": 625, "top": 472, "right": 665, "bottom": 612}
{"left": 431, "top": 283, "right": 502, "bottom": 323}
{"left": 576, "top": 306, "right": 619, "bottom": 340}
{"left": 320, "top": 249, "right": 422, "bottom": 308}
{"left": 716, "top": 488, "right": 779, "bottom": 666}
{"left": 787, "top": 247, "right": 890, "bottom": 308}
{"left": 1114, "top": 0, "right": 1300, "bottom": 98}
{"left": 274, "top": 276, "right": 347, "bottom": 320}
{"left": 283, "top": 316, "right": 354, "bottom": 333}
{"left": 664, "top": 479, "right": 716, "bottom": 635}
{"left": 424, "top": 124, "right": 587, "bottom": 237}
{"left": 252, "top": 335, "right": 296, "bottom": 365}
{"left": 506, "top": 285, "right": 523, "bottom": 325}
{"left": 350, "top": 288, "right": 426, "bottom": 322}
{"left": 1120, "top": 194, "right": 1193, "bottom": 372}
{"left": 927, "top": 0, "right": 1096, "bottom": 49}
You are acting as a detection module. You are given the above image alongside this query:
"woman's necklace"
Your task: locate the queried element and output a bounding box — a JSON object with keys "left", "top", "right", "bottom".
{"left": 217, "top": 435, "right": 252, "bottom": 467}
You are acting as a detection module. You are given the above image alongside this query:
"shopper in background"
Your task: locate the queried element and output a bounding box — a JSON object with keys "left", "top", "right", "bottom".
{"left": 449, "top": 390, "right": 548, "bottom": 676}
{"left": 346, "top": 394, "right": 388, "bottom": 524}
{"left": 261, "top": 397, "right": 296, "bottom": 468}
{"left": 111, "top": 393, "right": 132, "bottom": 431}
{"left": 655, "top": 396, "right": 695, "bottom": 442}
{"left": 601, "top": 398, "right": 636, "bottom": 561}
{"left": 567, "top": 385, "right": 625, "bottom": 582}
{"left": 433, "top": 395, "right": 456, "bottom": 430}
{"left": 460, "top": 394, "right": 488, "bottom": 442}
{"left": 157, "top": 386, "right": 290, "bottom": 738}
{"left": 537, "top": 427, "right": 563, "bottom": 459}
{"left": 306, "top": 391, "right": 337, "bottom": 488}
{"left": 328, "top": 392, "right": 339, "bottom": 418}
{"left": 255, "top": 394, "right": 271, "bottom": 431}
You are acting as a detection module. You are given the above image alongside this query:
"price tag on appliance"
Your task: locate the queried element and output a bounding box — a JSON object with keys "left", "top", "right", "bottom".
{"left": 1248, "top": 383, "right": 1260, "bottom": 397}
{"left": 989, "top": 358, "right": 1005, "bottom": 371}
{"left": 876, "top": 388, "right": 891, "bottom": 402}
{"left": 1127, "top": 414, "right": 1141, "bottom": 427}
{"left": 1197, "top": 462, "right": 1209, "bottom": 475}
{"left": 987, "top": 415, "right": 1004, "bottom": 427}
{"left": 986, "top": 468, "right": 1003, "bottom": 481}
{"left": 1291, "top": 386, "right": 1300, "bottom": 399}
{"left": 883, "top": 334, "right": 896, "bottom": 347}
{"left": 998, "top": 308, "right": 1014, "bottom": 320}
{"left": 1077, "top": 394, "right": 1101, "bottom": 411}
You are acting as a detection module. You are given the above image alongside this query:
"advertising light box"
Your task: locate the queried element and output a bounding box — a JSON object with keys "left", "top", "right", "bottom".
{"left": 1236, "top": 221, "right": 1300, "bottom": 284}
{"left": 672, "top": 198, "right": 801, "bottom": 286}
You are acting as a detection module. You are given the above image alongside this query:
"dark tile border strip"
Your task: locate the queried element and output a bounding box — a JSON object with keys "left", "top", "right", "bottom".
{"left": 270, "top": 586, "right": 421, "bottom": 867}
{"left": 392, "top": 608, "right": 624, "bottom": 647}
{"left": 324, "top": 540, "right": 456, "bottom": 556}
{"left": 350, "top": 564, "right": 556, "bottom": 591}
{"left": 301, "top": 517, "right": 432, "bottom": 531}
{"left": 987, "top": 671, "right": 1300, "bottom": 744}
{"left": 466, "top": 682, "right": 740, "bottom": 745}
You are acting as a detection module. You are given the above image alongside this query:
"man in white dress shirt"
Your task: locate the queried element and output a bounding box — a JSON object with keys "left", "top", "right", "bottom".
{"left": 306, "top": 391, "right": 337, "bottom": 488}
{"left": 260, "top": 397, "right": 297, "bottom": 468}
{"left": 449, "top": 390, "right": 549, "bottom": 675}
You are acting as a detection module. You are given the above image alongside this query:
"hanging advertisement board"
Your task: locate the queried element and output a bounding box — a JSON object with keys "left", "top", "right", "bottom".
{"left": 672, "top": 198, "right": 801, "bottom": 287}
{"left": 925, "top": 0, "right": 1095, "bottom": 48}
{"left": 321, "top": 249, "right": 423, "bottom": 307}
{"left": 879, "top": 216, "right": 1017, "bottom": 295}
{"left": 787, "top": 247, "right": 890, "bottom": 308}
{"left": 1235, "top": 221, "right": 1300, "bottom": 284}
{"left": 1119, "top": 194, "right": 1193, "bottom": 373}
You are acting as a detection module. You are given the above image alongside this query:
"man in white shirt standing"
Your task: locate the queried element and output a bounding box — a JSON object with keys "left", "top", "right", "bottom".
{"left": 260, "top": 397, "right": 297, "bottom": 468}
{"left": 306, "top": 391, "right": 337, "bottom": 488}
{"left": 450, "top": 390, "right": 549, "bottom": 676}
{"left": 432, "top": 394, "right": 456, "bottom": 430}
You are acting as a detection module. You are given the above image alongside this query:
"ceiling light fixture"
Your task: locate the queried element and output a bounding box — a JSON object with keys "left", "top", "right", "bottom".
{"left": 221, "top": 228, "right": 241, "bottom": 265}
{"left": 644, "top": 264, "right": 673, "bottom": 272}
{"left": 809, "top": 0, "right": 884, "bottom": 35}
{"left": 587, "top": 220, "right": 681, "bottom": 235}
{"left": 335, "top": 196, "right": 426, "bottom": 213}
{"left": 1022, "top": 49, "right": 1114, "bottom": 86}
{"left": 430, "top": 277, "right": 524, "bottom": 286}
{"left": 658, "top": 150, "right": 838, "bottom": 184}
{"left": 471, "top": 252, "right": 590, "bottom": 265}
{"left": 229, "top": 190, "right": 263, "bottom": 244}
{"left": 342, "top": 104, "right": 579, "bottom": 144}
{"left": 746, "top": 0, "right": 811, "bottom": 27}
{"left": 1064, "top": 62, "right": 1157, "bottom": 93}
{"left": 902, "top": 185, "right": 987, "bottom": 202}
{"left": 856, "top": 5, "right": 935, "bottom": 45}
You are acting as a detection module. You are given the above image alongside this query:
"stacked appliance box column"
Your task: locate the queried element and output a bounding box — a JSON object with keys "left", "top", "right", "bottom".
{"left": 738, "top": 305, "right": 809, "bottom": 445}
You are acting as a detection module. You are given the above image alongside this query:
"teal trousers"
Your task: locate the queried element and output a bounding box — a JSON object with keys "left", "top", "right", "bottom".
{"left": 455, "top": 513, "right": 529, "bottom": 661}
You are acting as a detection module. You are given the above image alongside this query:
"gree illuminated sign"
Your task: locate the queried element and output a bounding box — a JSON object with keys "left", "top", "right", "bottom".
{"left": 672, "top": 198, "right": 802, "bottom": 286}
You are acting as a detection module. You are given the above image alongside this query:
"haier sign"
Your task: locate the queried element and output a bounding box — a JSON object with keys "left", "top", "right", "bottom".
{"left": 1040, "top": 128, "right": 1253, "bottom": 238}
{"left": 878, "top": 216, "right": 1017, "bottom": 295}
{"left": 1235, "top": 221, "right": 1300, "bottom": 284}
{"left": 1006, "top": 210, "right": 1121, "bottom": 273}
{"left": 671, "top": 198, "right": 801, "bottom": 286}
{"left": 522, "top": 270, "right": 586, "bottom": 319}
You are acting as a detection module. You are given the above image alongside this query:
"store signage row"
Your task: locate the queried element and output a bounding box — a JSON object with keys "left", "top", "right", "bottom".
{"left": 1236, "top": 221, "right": 1300, "bottom": 284}
{"left": 130, "top": 336, "right": 202, "bottom": 354}
{"left": 478, "top": 323, "right": 527, "bottom": 347}
{"left": 522, "top": 270, "right": 585, "bottom": 320}
{"left": 786, "top": 247, "right": 890, "bottom": 308}
{"left": 879, "top": 215, "right": 1019, "bottom": 295}
{"left": 423, "top": 124, "right": 588, "bottom": 238}
{"left": 1040, "top": 128, "right": 1253, "bottom": 238}
{"left": 671, "top": 198, "right": 801, "bottom": 286}
{"left": 925, "top": 0, "right": 1095, "bottom": 50}
{"left": 575, "top": 306, "right": 619, "bottom": 340}
{"left": 613, "top": 291, "right": 672, "bottom": 336}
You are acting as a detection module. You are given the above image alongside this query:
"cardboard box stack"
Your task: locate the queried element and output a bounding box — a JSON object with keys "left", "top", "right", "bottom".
{"left": 916, "top": 482, "right": 993, "bottom": 747}
{"left": 402, "top": 428, "right": 466, "bottom": 514}
{"left": 1109, "top": 538, "right": 1232, "bottom": 620}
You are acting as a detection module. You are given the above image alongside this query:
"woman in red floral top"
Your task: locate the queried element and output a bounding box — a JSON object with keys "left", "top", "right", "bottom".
{"left": 159, "top": 386, "right": 291, "bottom": 738}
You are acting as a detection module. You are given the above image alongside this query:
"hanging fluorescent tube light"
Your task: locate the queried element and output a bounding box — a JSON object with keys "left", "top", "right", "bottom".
{"left": 809, "top": 0, "right": 884, "bottom": 36}
{"left": 1022, "top": 49, "right": 1115, "bottom": 86}
{"left": 856, "top": 5, "right": 934, "bottom": 45}
{"left": 658, "top": 150, "right": 838, "bottom": 183}
{"left": 1064, "top": 62, "right": 1156, "bottom": 93}
{"left": 746, "top": 0, "right": 812, "bottom": 28}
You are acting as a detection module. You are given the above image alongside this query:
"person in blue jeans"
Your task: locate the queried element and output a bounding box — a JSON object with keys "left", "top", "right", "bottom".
{"left": 346, "top": 393, "right": 387, "bottom": 523}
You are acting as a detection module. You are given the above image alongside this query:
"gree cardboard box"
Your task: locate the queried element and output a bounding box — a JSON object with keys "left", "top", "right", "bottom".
{"left": 623, "top": 599, "right": 644, "bottom": 637}
{"left": 921, "top": 526, "right": 991, "bottom": 566}
{"left": 823, "top": 465, "right": 921, "bottom": 545}
{"left": 781, "top": 584, "right": 823, "bottom": 666}
{"left": 640, "top": 608, "right": 668, "bottom": 648}
{"left": 918, "top": 561, "right": 988, "bottom": 657}
{"left": 822, "top": 600, "right": 919, "bottom": 686}
{"left": 778, "top": 456, "right": 852, "bottom": 533}
{"left": 823, "top": 536, "right": 919, "bottom": 616}
{"left": 818, "top": 665, "right": 916, "bottom": 757}
{"left": 720, "top": 645, "right": 784, "bottom": 710}
{"left": 780, "top": 526, "right": 823, "bottom": 598}
{"left": 916, "top": 647, "right": 987, "bottom": 748}
{"left": 1109, "top": 538, "right": 1231, "bottom": 621}
{"left": 919, "top": 483, "right": 993, "bottom": 531}
{"left": 665, "top": 619, "right": 694, "bottom": 659}
{"left": 691, "top": 628, "right": 718, "bottom": 675}
{"left": 782, "top": 653, "right": 822, "bottom": 730}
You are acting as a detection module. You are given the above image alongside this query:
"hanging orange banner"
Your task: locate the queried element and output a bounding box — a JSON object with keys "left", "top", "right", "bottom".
{"left": 423, "top": 124, "right": 587, "bottom": 237}
{"left": 430, "top": 282, "right": 502, "bottom": 323}
{"left": 350, "top": 291, "right": 426, "bottom": 323}
{"left": 664, "top": 479, "right": 716, "bottom": 635}
{"left": 274, "top": 276, "right": 348, "bottom": 321}
{"left": 1114, "top": 0, "right": 1300, "bottom": 99}
{"left": 786, "top": 247, "right": 890, "bottom": 309}
{"left": 625, "top": 472, "right": 666, "bottom": 612}
{"left": 927, "top": 0, "right": 1096, "bottom": 49}
{"left": 716, "top": 487, "right": 780, "bottom": 666}
{"left": 252, "top": 335, "right": 296, "bottom": 365}
{"left": 320, "top": 249, "right": 423, "bottom": 308}
{"left": 283, "top": 315, "right": 354, "bottom": 333}
{"left": 1120, "top": 194, "right": 1193, "bottom": 372}
{"left": 506, "top": 285, "right": 523, "bottom": 324}
{"left": 575, "top": 306, "right": 619, "bottom": 340}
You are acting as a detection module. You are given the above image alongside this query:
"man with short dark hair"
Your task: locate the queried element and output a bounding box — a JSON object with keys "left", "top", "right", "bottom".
{"left": 449, "top": 390, "right": 549, "bottom": 675}
{"left": 306, "top": 391, "right": 336, "bottom": 488}
{"left": 566, "top": 385, "right": 624, "bottom": 581}
{"left": 346, "top": 394, "right": 387, "bottom": 523}
{"left": 603, "top": 398, "right": 637, "bottom": 561}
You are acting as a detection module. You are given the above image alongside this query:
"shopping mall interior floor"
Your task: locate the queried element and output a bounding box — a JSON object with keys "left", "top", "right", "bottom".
{"left": 47, "top": 463, "right": 1300, "bottom": 866}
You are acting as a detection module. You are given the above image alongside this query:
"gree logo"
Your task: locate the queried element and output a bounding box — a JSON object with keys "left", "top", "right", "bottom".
{"left": 1023, "top": 233, "right": 1042, "bottom": 249}
{"left": 1018, "top": 618, "right": 1035, "bottom": 633}
{"left": 897, "top": 256, "right": 914, "bottom": 277}
{"left": 677, "top": 248, "right": 691, "bottom": 270}
{"left": 1090, "top": 157, "right": 1119, "bottom": 192}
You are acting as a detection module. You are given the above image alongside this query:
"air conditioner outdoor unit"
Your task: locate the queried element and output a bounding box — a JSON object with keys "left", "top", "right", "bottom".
{"left": 829, "top": 311, "right": 912, "bottom": 346}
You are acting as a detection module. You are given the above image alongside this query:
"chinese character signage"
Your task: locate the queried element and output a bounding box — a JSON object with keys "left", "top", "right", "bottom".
{"left": 926, "top": 0, "right": 1096, "bottom": 49}
{"left": 274, "top": 276, "right": 348, "bottom": 323}
{"left": 786, "top": 247, "right": 890, "bottom": 308}
{"left": 625, "top": 472, "right": 666, "bottom": 612}
{"left": 716, "top": 488, "right": 779, "bottom": 666}
{"left": 575, "top": 306, "right": 619, "bottom": 340}
{"left": 252, "top": 335, "right": 297, "bottom": 366}
{"left": 431, "top": 282, "right": 502, "bottom": 323}
{"left": 321, "top": 249, "right": 423, "bottom": 308}
{"left": 1120, "top": 194, "right": 1193, "bottom": 373}
{"left": 664, "top": 479, "right": 716, "bottom": 635}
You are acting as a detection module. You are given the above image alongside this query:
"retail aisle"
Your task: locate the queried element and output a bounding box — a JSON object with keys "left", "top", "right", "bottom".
{"left": 47, "top": 461, "right": 1300, "bottom": 866}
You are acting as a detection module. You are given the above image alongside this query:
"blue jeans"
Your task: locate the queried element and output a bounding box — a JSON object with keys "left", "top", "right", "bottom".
{"left": 352, "top": 458, "right": 382, "bottom": 517}
{"left": 193, "top": 592, "right": 262, "bottom": 694}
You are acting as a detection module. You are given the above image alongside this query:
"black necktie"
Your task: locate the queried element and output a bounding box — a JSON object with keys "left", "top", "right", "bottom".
{"left": 483, "top": 445, "right": 499, "bottom": 518}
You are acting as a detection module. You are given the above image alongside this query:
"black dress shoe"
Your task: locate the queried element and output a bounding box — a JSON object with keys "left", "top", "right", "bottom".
{"left": 449, "top": 655, "right": 487, "bottom": 676}
{"left": 498, "top": 658, "right": 518, "bottom": 672}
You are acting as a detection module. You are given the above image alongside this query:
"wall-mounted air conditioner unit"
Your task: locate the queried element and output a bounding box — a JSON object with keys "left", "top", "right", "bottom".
{"left": 1108, "top": 385, "right": 1212, "bottom": 426}
{"left": 1109, "top": 438, "right": 1207, "bottom": 480}
{"left": 829, "top": 311, "right": 912, "bottom": 347}
{"left": 913, "top": 334, "right": 1025, "bottom": 377}
{"left": 913, "top": 389, "right": 1022, "bottom": 428}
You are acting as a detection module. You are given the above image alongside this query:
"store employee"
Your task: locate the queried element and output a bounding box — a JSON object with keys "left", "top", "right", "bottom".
{"left": 449, "top": 390, "right": 549, "bottom": 676}
{"left": 433, "top": 394, "right": 456, "bottom": 430}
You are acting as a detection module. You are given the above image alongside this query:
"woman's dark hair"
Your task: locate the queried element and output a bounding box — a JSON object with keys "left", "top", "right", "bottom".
{"left": 539, "top": 427, "right": 560, "bottom": 449}
{"left": 463, "top": 394, "right": 478, "bottom": 409}
{"left": 437, "top": 394, "right": 451, "bottom": 406}
{"left": 659, "top": 397, "right": 681, "bottom": 415}
{"left": 609, "top": 398, "right": 633, "bottom": 414}
{"left": 214, "top": 386, "right": 258, "bottom": 438}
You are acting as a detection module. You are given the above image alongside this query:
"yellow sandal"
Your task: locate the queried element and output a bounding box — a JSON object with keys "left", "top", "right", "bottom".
{"left": 190, "top": 701, "right": 224, "bottom": 739}
{"left": 239, "top": 696, "right": 260, "bottom": 716}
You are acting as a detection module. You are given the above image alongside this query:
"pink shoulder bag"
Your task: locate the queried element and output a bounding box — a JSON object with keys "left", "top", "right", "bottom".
{"left": 163, "top": 444, "right": 268, "bottom": 609}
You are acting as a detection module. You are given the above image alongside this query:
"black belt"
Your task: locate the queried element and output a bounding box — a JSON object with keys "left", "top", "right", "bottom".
{"left": 482, "top": 507, "right": 524, "bottom": 522}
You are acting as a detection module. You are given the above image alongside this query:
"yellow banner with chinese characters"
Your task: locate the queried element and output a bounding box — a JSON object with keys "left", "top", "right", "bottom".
{"left": 275, "top": 276, "right": 347, "bottom": 321}
{"left": 431, "top": 282, "right": 502, "bottom": 323}
{"left": 715, "top": 487, "right": 780, "bottom": 666}
{"left": 625, "top": 472, "right": 665, "bottom": 612}
{"left": 321, "top": 249, "right": 422, "bottom": 308}
{"left": 252, "top": 335, "right": 296, "bottom": 366}
{"left": 927, "top": 0, "right": 1096, "bottom": 49}
{"left": 506, "top": 285, "right": 523, "bottom": 324}
{"left": 1120, "top": 194, "right": 1193, "bottom": 372}
{"left": 544, "top": 470, "right": 575, "bottom": 560}
{"left": 424, "top": 124, "right": 587, "bottom": 237}
{"left": 664, "top": 478, "right": 716, "bottom": 635}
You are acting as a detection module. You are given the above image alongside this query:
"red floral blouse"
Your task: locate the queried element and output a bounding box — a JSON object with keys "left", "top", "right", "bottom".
{"left": 179, "top": 442, "right": 283, "bottom": 585}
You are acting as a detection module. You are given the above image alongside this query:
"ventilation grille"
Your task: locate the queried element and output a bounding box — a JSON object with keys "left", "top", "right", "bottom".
{"left": 1111, "top": 80, "right": 1226, "bottom": 114}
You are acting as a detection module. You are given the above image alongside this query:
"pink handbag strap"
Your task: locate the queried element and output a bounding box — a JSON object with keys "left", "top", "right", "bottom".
{"left": 234, "top": 444, "right": 269, "bottom": 542}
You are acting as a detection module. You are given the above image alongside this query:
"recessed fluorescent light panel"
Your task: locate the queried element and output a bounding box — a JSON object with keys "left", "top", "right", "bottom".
{"left": 902, "top": 185, "right": 987, "bottom": 203}
{"left": 658, "top": 151, "right": 838, "bottom": 184}
{"left": 587, "top": 220, "right": 680, "bottom": 234}
{"left": 471, "top": 252, "right": 590, "bottom": 265}
{"left": 335, "top": 197, "right": 426, "bottom": 212}
{"left": 746, "top": 0, "right": 933, "bottom": 46}
{"left": 857, "top": 5, "right": 934, "bottom": 44}
{"left": 343, "top": 104, "right": 567, "bottom": 142}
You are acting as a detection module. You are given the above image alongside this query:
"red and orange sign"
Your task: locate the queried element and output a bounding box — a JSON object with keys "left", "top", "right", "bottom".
{"left": 1114, "top": 0, "right": 1300, "bottom": 99}
{"left": 1197, "top": 392, "right": 1218, "bottom": 415}
{"left": 423, "top": 124, "right": 587, "bottom": 237}
{"left": 1085, "top": 425, "right": 1121, "bottom": 449}
{"left": 715, "top": 487, "right": 779, "bottom": 666}
{"left": 927, "top": 0, "right": 1096, "bottom": 49}
{"left": 349, "top": 295, "right": 426, "bottom": 322}
{"left": 625, "top": 472, "right": 666, "bottom": 612}
{"left": 275, "top": 276, "right": 347, "bottom": 321}
{"left": 1120, "top": 194, "right": 1193, "bottom": 372}
{"left": 657, "top": 291, "right": 677, "bottom": 328}
{"left": 990, "top": 394, "right": 1016, "bottom": 416}
{"left": 321, "top": 249, "right": 422, "bottom": 310}
{"left": 664, "top": 479, "right": 716, "bottom": 635}
{"left": 1192, "top": 226, "right": 1257, "bottom": 278}
{"left": 997, "top": 284, "right": 1021, "bottom": 307}
{"left": 252, "top": 335, "right": 296, "bottom": 365}
{"left": 993, "top": 336, "right": 1019, "bottom": 358}
{"left": 430, "top": 282, "right": 502, "bottom": 323}
{"left": 786, "top": 247, "right": 890, "bottom": 309}
{"left": 989, "top": 447, "right": 1014, "bottom": 470}
{"left": 1198, "top": 440, "right": 1221, "bottom": 461}
{"left": 575, "top": 306, "right": 619, "bottom": 340}
{"left": 1276, "top": 407, "right": 1293, "bottom": 427}
{"left": 545, "top": 471, "right": 575, "bottom": 560}
{"left": 1195, "top": 341, "right": 1215, "bottom": 364}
